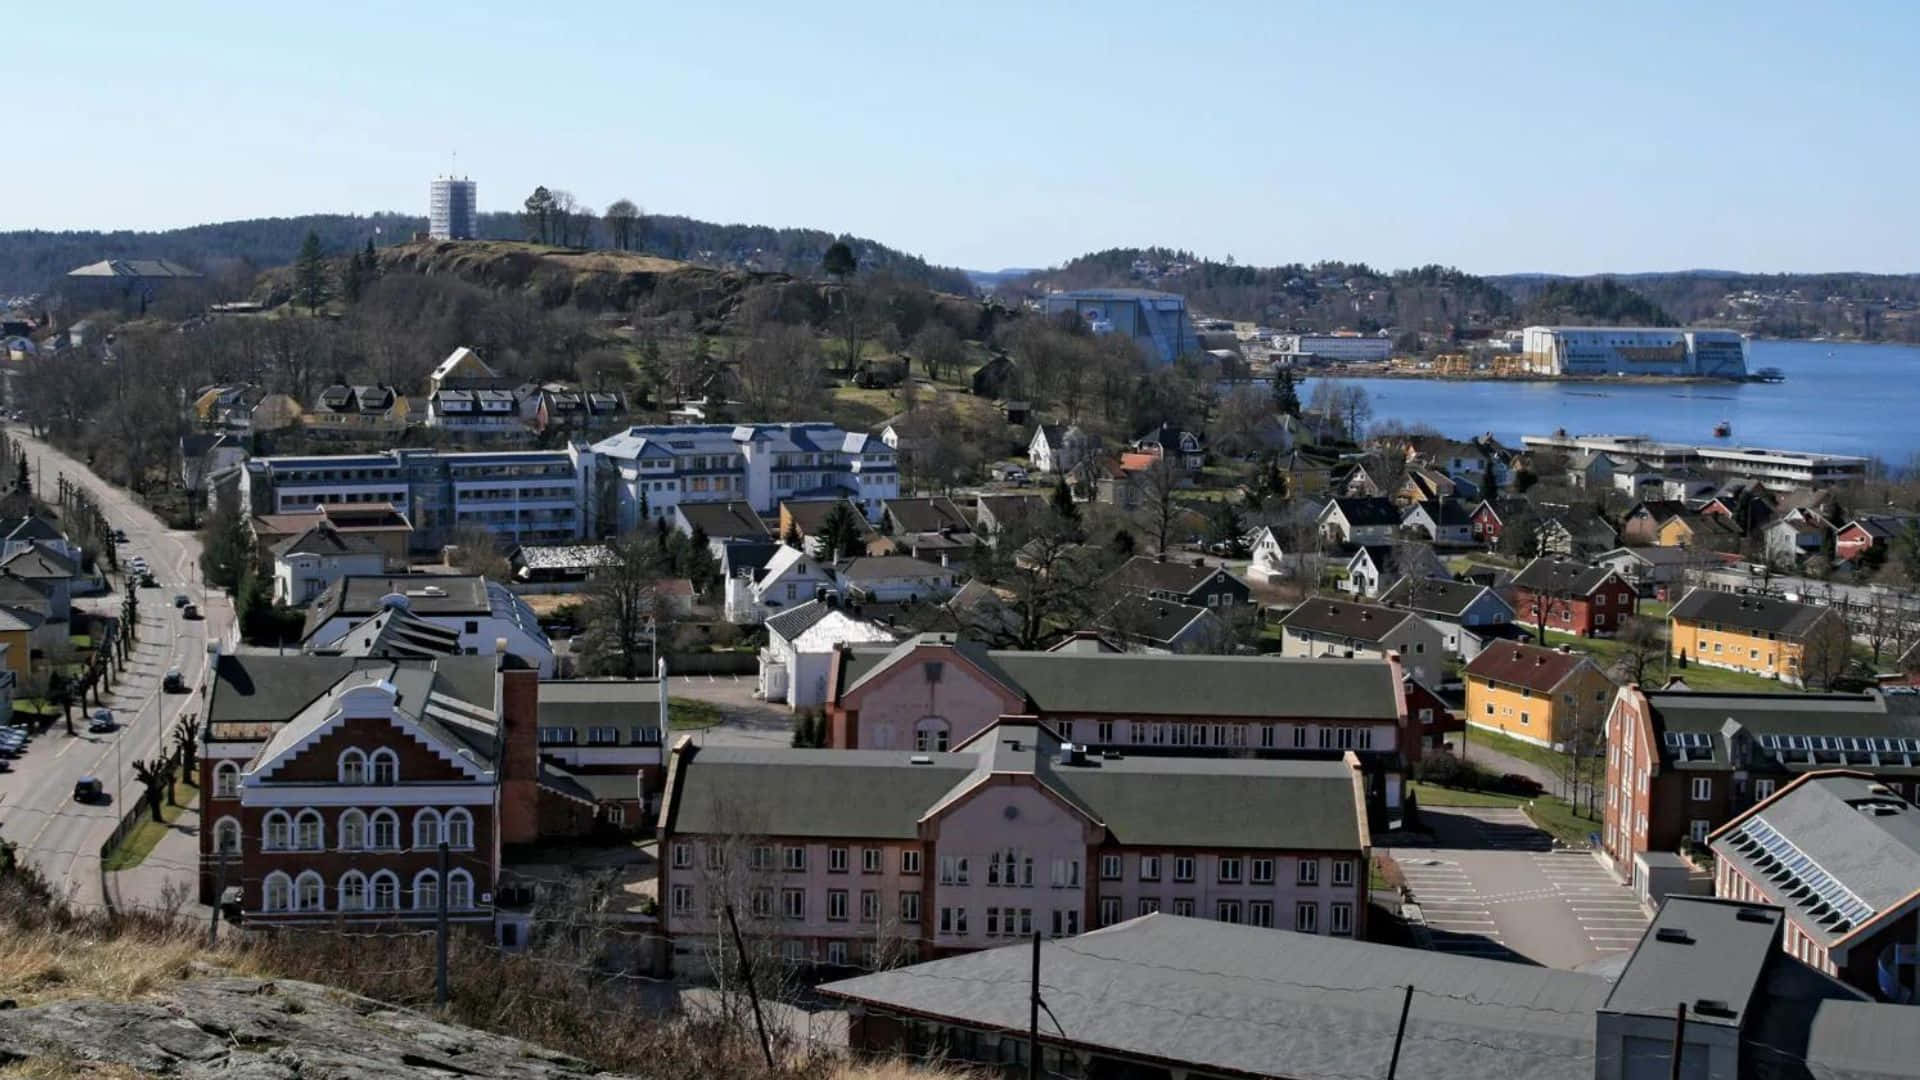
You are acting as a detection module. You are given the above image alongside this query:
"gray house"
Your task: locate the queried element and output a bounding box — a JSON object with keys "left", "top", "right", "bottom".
{"left": 1378, "top": 576, "right": 1516, "bottom": 660}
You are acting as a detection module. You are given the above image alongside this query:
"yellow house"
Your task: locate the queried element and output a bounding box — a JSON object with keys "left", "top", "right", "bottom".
{"left": 1464, "top": 642, "right": 1616, "bottom": 748}
{"left": 304, "top": 384, "right": 410, "bottom": 437}
{"left": 1667, "top": 587, "right": 1850, "bottom": 686}
{"left": 0, "top": 611, "right": 30, "bottom": 683}
{"left": 1655, "top": 515, "right": 1696, "bottom": 548}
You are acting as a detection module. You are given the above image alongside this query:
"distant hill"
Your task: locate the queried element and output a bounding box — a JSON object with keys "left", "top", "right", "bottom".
{"left": 0, "top": 210, "right": 974, "bottom": 298}
{"left": 1518, "top": 277, "right": 1675, "bottom": 327}
{"left": 965, "top": 267, "right": 1045, "bottom": 291}
{"left": 1491, "top": 271, "right": 1920, "bottom": 342}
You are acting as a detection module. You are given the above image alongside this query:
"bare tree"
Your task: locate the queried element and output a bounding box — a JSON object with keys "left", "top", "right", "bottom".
{"left": 736, "top": 325, "right": 825, "bottom": 420}
{"left": 1612, "top": 614, "right": 1665, "bottom": 686}
{"left": 1862, "top": 588, "right": 1911, "bottom": 666}
{"left": 964, "top": 510, "right": 1112, "bottom": 650}
{"left": 583, "top": 533, "right": 671, "bottom": 677}
{"left": 909, "top": 322, "right": 964, "bottom": 384}
{"left": 603, "top": 199, "right": 641, "bottom": 251}
{"left": 1135, "top": 456, "right": 1186, "bottom": 554}
{"left": 448, "top": 526, "right": 512, "bottom": 582}
{"left": 1797, "top": 612, "right": 1855, "bottom": 691}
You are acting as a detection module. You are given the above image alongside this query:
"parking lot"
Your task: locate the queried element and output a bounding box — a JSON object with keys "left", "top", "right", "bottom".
{"left": 1391, "top": 805, "right": 1649, "bottom": 970}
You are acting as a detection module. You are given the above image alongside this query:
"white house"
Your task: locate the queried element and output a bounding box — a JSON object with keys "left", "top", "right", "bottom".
{"left": 1317, "top": 497, "right": 1400, "bottom": 546}
{"left": 1377, "top": 576, "right": 1516, "bottom": 659}
{"left": 181, "top": 433, "right": 248, "bottom": 499}
{"left": 300, "top": 575, "right": 555, "bottom": 676}
{"left": 1248, "top": 525, "right": 1289, "bottom": 584}
{"left": 839, "top": 556, "right": 959, "bottom": 604}
{"left": 1027, "top": 424, "right": 1101, "bottom": 475}
{"left": 757, "top": 599, "right": 898, "bottom": 707}
{"left": 1400, "top": 500, "right": 1474, "bottom": 547}
{"left": 271, "top": 524, "right": 387, "bottom": 606}
{"left": 725, "top": 544, "right": 838, "bottom": 624}
{"left": 1342, "top": 543, "right": 1448, "bottom": 599}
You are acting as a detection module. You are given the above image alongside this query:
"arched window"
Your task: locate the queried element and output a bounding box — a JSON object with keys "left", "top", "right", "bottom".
{"left": 369, "top": 809, "right": 399, "bottom": 850}
{"left": 263, "top": 872, "right": 292, "bottom": 913}
{"left": 213, "top": 762, "right": 240, "bottom": 799}
{"left": 338, "top": 871, "right": 367, "bottom": 911}
{"left": 446, "top": 870, "right": 473, "bottom": 911}
{"left": 213, "top": 816, "right": 242, "bottom": 855}
{"left": 295, "top": 871, "right": 325, "bottom": 912}
{"left": 370, "top": 748, "right": 398, "bottom": 786}
{"left": 338, "top": 749, "right": 368, "bottom": 785}
{"left": 263, "top": 810, "right": 291, "bottom": 851}
{"left": 294, "top": 809, "right": 325, "bottom": 851}
{"left": 413, "top": 870, "right": 440, "bottom": 912}
{"left": 339, "top": 809, "right": 367, "bottom": 850}
{"left": 371, "top": 871, "right": 399, "bottom": 911}
{"left": 914, "top": 716, "right": 950, "bottom": 753}
{"left": 412, "top": 808, "right": 443, "bottom": 850}
{"left": 444, "top": 809, "right": 473, "bottom": 850}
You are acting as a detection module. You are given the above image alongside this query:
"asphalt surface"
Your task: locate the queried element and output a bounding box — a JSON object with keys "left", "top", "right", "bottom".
{"left": 0, "top": 431, "right": 231, "bottom": 910}
{"left": 1390, "top": 805, "right": 1649, "bottom": 970}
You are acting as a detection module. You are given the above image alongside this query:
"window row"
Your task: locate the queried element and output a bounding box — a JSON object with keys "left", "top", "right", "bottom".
{"left": 254, "top": 807, "right": 473, "bottom": 852}
{"left": 1056, "top": 720, "right": 1385, "bottom": 752}
{"left": 538, "top": 725, "right": 663, "bottom": 746}
{"left": 674, "top": 841, "right": 921, "bottom": 876}
{"left": 669, "top": 842, "right": 1356, "bottom": 890}
{"left": 260, "top": 868, "right": 475, "bottom": 913}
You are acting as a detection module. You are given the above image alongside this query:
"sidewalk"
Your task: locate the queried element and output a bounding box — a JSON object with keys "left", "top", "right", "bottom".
{"left": 109, "top": 796, "right": 208, "bottom": 920}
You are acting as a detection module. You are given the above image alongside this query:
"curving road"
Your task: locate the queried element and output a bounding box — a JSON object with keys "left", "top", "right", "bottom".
{"left": 0, "top": 430, "right": 232, "bottom": 909}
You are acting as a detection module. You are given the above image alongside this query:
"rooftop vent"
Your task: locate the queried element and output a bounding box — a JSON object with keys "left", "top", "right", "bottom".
{"left": 1693, "top": 999, "right": 1736, "bottom": 1019}
{"left": 1654, "top": 927, "right": 1693, "bottom": 945}
{"left": 909, "top": 754, "right": 933, "bottom": 765}
{"left": 1734, "top": 908, "right": 1775, "bottom": 924}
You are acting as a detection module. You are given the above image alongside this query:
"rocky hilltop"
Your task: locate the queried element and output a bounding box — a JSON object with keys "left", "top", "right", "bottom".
{"left": 0, "top": 973, "right": 636, "bottom": 1079}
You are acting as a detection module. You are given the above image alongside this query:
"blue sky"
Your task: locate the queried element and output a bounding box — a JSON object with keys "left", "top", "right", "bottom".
{"left": 7, "top": 0, "right": 1915, "bottom": 274}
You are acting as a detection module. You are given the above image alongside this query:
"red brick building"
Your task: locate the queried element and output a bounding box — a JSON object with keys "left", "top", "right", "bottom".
{"left": 1510, "top": 556, "right": 1636, "bottom": 637}
{"left": 1603, "top": 683, "right": 1920, "bottom": 885}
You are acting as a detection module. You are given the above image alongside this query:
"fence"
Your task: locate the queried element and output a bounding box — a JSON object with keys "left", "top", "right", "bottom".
{"left": 98, "top": 800, "right": 149, "bottom": 914}
{"left": 665, "top": 652, "right": 759, "bottom": 676}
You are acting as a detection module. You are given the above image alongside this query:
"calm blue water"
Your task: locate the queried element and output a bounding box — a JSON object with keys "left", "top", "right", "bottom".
{"left": 1300, "top": 340, "right": 1920, "bottom": 462}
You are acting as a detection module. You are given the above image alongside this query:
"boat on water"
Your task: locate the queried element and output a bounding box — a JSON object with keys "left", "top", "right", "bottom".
{"left": 1714, "top": 420, "right": 1732, "bottom": 438}
{"left": 1757, "top": 367, "right": 1786, "bottom": 382}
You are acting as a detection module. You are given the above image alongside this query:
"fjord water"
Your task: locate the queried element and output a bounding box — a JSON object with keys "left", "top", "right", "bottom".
{"left": 1302, "top": 340, "right": 1920, "bottom": 462}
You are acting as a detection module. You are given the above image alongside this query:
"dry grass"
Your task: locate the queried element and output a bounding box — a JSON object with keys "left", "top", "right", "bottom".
{"left": 0, "top": 1060, "right": 153, "bottom": 1079}
{"left": 0, "top": 923, "right": 221, "bottom": 1008}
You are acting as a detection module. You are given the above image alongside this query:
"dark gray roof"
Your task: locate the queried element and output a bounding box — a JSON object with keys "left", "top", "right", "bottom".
{"left": 537, "top": 680, "right": 661, "bottom": 739}
{"left": 1602, "top": 897, "right": 1783, "bottom": 1028}
{"left": 822, "top": 914, "right": 1608, "bottom": 1080}
{"left": 664, "top": 746, "right": 977, "bottom": 839}
{"left": 764, "top": 598, "right": 835, "bottom": 642}
{"left": 205, "top": 653, "right": 497, "bottom": 745}
{"left": 301, "top": 575, "right": 490, "bottom": 638}
{"left": 1512, "top": 556, "right": 1620, "bottom": 596}
{"left": 1330, "top": 496, "right": 1400, "bottom": 527}
{"left": 675, "top": 502, "right": 771, "bottom": 541}
{"left": 1711, "top": 773, "right": 1920, "bottom": 945}
{"left": 1378, "top": 576, "right": 1499, "bottom": 620}
{"left": 717, "top": 540, "right": 781, "bottom": 577}
{"left": 0, "top": 544, "right": 76, "bottom": 579}
{"left": 838, "top": 555, "right": 949, "bottom": 582}
{"left": 323, "top": 606, "right": 462, "bottom": 660}
{"left": 1642, "top": 688, "right": 1920, "bottom": 774}
{"left": 1278, "top": 597, "right": 1418, "bottom": 644}
{"left": 1098, "top": 594, "right": 1215, "bottom": 647}
{"left": 882, "top": 497, "right": 970, "bottom": 534}
{"left": 1669, "top": 587, "right": 1836, "bottom": 639}
{"left": 271, "top": 523, "right": 383, "bottom": 559}
{"left": 1106, "top": 555, "right": 1233, "bottom": 598}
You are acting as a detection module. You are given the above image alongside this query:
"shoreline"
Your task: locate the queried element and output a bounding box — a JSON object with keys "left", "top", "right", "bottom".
{"left": 1294, "top": 366, "right": 1762, "bottom": 386}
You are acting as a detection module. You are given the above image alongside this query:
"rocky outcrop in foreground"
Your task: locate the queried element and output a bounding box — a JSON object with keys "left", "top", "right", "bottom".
{"left": 0, "top": 974, "right": 636, "bottom": 1078}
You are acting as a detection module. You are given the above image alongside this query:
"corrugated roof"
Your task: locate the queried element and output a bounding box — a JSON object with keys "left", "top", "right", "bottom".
{"left": 821, "top": 914, "right": 1607, "bottom": 1080}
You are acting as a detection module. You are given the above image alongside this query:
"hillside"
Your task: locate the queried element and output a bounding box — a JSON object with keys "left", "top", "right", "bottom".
{"left": 0, "top": 210, "right": 972, "bottom": 298}
{"left": 1492, "top": 271, "right": 1920, "bottom": 342}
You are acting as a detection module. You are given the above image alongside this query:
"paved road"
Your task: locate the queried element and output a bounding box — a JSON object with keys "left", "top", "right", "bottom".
{"left": 1390, "top": 805, "right": 1648, "bottom": 970}
{"left": 0, "top": 431, "right": 231, "bottom": 910}
{"left": 668, "top": 674, "right": 796, "bottom": 747}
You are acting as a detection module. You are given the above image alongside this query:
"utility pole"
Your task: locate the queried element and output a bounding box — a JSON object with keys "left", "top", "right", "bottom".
{"left": 724, "top": 903, "right": 775, "bottom": 1069}
{"left": 1669, "top": 1002, "right": 1687, "bottom": 1080}
{"left": 208, "top": 856, "right": 226, "bottom": 948}
{"left": 435, "top": 841, "right": 450, "bottom": 1006}
{"left": 1385, "top": 984, "right": 1414, "bottom": 1080}
{"left": 1028, "top": 930, "right": 1041, "bottom": 1080}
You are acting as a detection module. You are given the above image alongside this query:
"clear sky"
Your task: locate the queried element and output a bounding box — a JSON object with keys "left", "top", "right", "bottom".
{"left": 7, "top": 0, "right": 1916, "bottom": 275}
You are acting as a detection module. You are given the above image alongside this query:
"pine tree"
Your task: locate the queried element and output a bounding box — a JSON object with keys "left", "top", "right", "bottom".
{"left": 1051, "top": 475, "right": 1080, "bottom": 524}
{"left": 294, "top": 230, "right": 330, "bottom": 314}
{"left": 1271, "top": 366, "right": 1301, "bottom": 417}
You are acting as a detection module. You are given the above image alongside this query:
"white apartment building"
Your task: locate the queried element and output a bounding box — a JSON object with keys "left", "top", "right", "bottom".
{"left": 238, "top": 446, "right": 594, "bottom": 552}
{"left": 1274, "top": 334, "right": 1392, "bottom": 364}
{"left": 1519, "top": 326, "right": 1748, "bottom": 377}
{"left": 591, "top": 424, "right": 897, "bottom": 531}
{"left": 1520, "top": 434, "right": 1867, "bottom": 489}
{"left": 429, "top": 177, "right": 478, "bottom": 241}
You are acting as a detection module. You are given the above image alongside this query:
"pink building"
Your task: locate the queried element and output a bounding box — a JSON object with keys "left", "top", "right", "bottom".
{"left": 656, "top": 717, "right": 1371, "bottom": 977}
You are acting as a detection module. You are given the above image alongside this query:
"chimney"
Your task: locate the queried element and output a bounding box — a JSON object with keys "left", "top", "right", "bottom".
{"left": 497, "top": 662, "right": 542, "bottom": 845}
{"left": 494, "top": 636, "right": 508, "bottom": 655}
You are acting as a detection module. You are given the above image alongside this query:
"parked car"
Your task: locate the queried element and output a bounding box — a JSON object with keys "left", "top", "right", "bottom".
{"left": 172, "top": 594, "right": 189, "bottom": 608}
{"left": 112, "top": 529, "right": 128, "bottom": 544}
{"left": 73, "top": 776, "right": 103, "bottom": 803}
{"left": 87, "top": 710, "right": 117, "bottom": 734}
{"left": 181, "top": 604, "right": 200, "bottom": 620}
{"left": 1497, "top": 773, "right": 1545, "bottom": 798}
{"left": 163, "top": 668, "right": 186, "bottom": 693}
{"left": 139, "top": 573, "right": 158, "bottom": 588}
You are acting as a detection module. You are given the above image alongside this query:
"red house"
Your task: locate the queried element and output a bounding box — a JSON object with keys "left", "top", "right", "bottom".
{"left": 1835, "top": 515, "right": 1916, "bottom": 563}
{"left": 1468, "top": 498, "right": 1526, "bottom": 546}
{"left": 1509, "top": 556, "right": 1636, "bottom": 637}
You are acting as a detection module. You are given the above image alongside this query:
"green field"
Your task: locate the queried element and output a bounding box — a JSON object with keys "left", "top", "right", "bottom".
{"left": 667, "top": 698, "right": 723, "bottom": 730}
{"left": 1409, "top": 781, "right": 1600, "bottom": 847}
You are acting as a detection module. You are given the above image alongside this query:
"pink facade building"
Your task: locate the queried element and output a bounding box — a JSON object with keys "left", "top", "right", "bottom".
{"left": 657, "top": 717, "right": 1371, "bottom": 976}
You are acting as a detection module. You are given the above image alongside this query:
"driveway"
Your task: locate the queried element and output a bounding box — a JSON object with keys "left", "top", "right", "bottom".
{"left": 668, "top": 674, "right": 797, "bottom": 748}
{"left": 1389, "top": 805, "right": 1648, "bottom": 969}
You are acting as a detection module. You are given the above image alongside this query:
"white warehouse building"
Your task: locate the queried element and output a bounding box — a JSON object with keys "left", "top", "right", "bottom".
{"left": 1520, "top": 326, "right": 1748, "bottom": 377}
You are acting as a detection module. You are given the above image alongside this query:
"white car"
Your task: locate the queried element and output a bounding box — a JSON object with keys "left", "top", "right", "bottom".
{"left": 128, "top": 557, "right": 149, "bottom": 572}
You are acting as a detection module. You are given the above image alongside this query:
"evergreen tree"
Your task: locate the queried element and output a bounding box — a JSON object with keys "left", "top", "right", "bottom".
{"left": 14, "top": 456, "right": 27, "bottom": 495}
{"left": 1051, "top": 475, "right": 1080, "bottom": 524}
{"left": 1481, "top": 457, "right": 1499, "bottom": 500}
{"left": 822, "top": 241, "right": 857, "bottom": 280}
{"left": 818, "top": 502, "right": 864, "bottom": 562}
{"left": 1110, "top": 528, "right": 1137, "bottom": 556}
{"left": 341, "top": 250, "right": 366, "bottom": 304}
{"left": 294, "top": 230, "right": 330, "bottom": 314}
{"left": 1271, "top": 366, "right": 1302, "bottom": 417}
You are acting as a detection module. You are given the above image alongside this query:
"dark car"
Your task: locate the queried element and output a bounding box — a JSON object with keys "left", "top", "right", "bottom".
{"left": 1497, "top": 773, "right": 1545, "bottom": 798}
{"left": 139, "top": 573, "right": 157, "bottom": 588}
{"left": 87, "top": 710, "right": 117, "bottom": 734}
{"left": 181, "top": 604, "right": 201, "bottom": 620}
{"left": 163, "top": 668, "right": 187, "bottom": 693}
{"left": 73, "top": 776, "right": 104, "bottom": 803}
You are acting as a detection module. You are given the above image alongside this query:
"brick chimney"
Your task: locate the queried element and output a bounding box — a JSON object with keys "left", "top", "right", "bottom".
{"left": 497, "top": 657, "right": 542, "bottom": 845}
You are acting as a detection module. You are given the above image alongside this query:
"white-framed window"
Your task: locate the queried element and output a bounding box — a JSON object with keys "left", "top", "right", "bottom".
{"left": 1297, "top": 859, "right": 1319, "bottom": 886}
{"left": 1329, "top": 902, "right": 1354, "bottom": 935}
{"left": 213, "top": 761, "right": 239, "bottom": 799}
{"left": 411, "top": 809, "right": 441, "bottom": 850}
{"left": 413, "top": 870, "right": 439, "bottom": 911}
{"left": 213, "top": 816, "right": 241, "bottom": 854}
{"left": 825, "top": 940, "right": 849, "bottom": 966}
{"left": 1050, "top": 909, "right": 1080, "bottom": 937}
{"left": 1295, "top": 902, "right": 1319, "bottom": 933}
{"left": 671, "top": 885, "right": 693, "bottom": 915}
{"left": 939, "top": 855, "right": 970, "bottom": 885}
{"left": 1139, "top": 855, "right": 1161, "bottom": 882}
{"left": 1249, "top": 900, "right": 1274, "bottom": 928}
{"left": 1216, "top": 900, "right": 1242, "bottom": 924}
{"left": 1218, "top": 857, "right": 1242, "bottom": 884}
{"left": 340, "top": 808, "right": 368, "bottom": 850}
{"left": 900, "top": 891, "right": 921, "bottom": 923}
{"left": 827, "top": 889, "right": 849, "bottom": 921}
{"left": 369, "top": 748, "right": 398, "bottom": 785}
{"left": 263, "top": 872, "right": 292, "bottom": 912}
{"left": 444, "top": 809, "right": 472, "bottom": 849}
{"left": 1100, "top": 854, "right": 1122, "bottom": 881}
{"left": 338, "top": 749, "right": 368, "bottom": 785}
{"left": 1754, "top": 778, "right": 1776, "bottom": 800}
{"left": 263, "top": 810, "right": 291, "bottom": 851}
{"left": 447, "top": 870, "right": 473, "bottom": 910}
{"left": 369, "top": 809, "right": 399, "bottom": 850}
{"left": 294, "top": 809, "right": 325, "bottom": 851}
{"left": 1173, "top": 856, "right": 1195, "bottom": 882}
{"left": 751, "top": 845, "right": 774, "bottom": 871}
{"left": 829, "top": 846, "right": 849, "bottom": 873}
{"left": 370, "top": 871, "right": 398, "bottom": 911}
{"left": 1049, "top": 858, "right": 1081, "bottom": 889}
{"left": 1250, "top": 858, "right": 1274, "bottom": 884}
{"left": 900, "top": 850, "right": 921, "bottom": 875}
{"left": 1689, "top": 819, "right": 1711, "bottom": 844}
{"left": 862, "top": 847, "right": 882, "bottom": 874}
{"left": 783, "top": 845, "right": 807, "bottom": 872}
{"left": 1332, "top": 859, "right": 1355, "bottom": 887}
{"left": 861, "top": 890, "right": 879, "bottom": 924}
{"left": 672, "top": 842, "right": 692, "bottom": 869}
{"left": 1172, "top": 898, "right": 1194, "bottom": 917}
{"left": 295, "top": 871, "right": 325, "bottom": 912}
{"left": 939, "top": 906, "right": 968, "bottom": 935}
{"left": 782, "top": 888, "right": 805, "bottom": 920}
{"left": 1690, "top": 777, "right": 1712, "bottom": 801}
{"left": 1099, "top": 897, "right": 1122, "bottom": 926}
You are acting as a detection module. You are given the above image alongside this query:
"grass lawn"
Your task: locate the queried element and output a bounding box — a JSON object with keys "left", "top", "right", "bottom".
{"left": 102, "top": 779, "right": 198, "bottom": 871}
{"left": 1460, "top": 723, "right": 1571, "bottom": 775}
{"left": 667, "top": 698, "right": 723, "bottom": 730}
{"left": 68, "top": 634, "right": 93, "bottom": 650}
{"left": 1409, "top": 781, "right": 1600, "bottom": 848}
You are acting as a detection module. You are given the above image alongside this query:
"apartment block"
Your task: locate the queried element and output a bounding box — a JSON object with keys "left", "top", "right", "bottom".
{"left": 656, "top": 717, "right": 1370, "bottom": 976}
{"left": 238, "top": 445, "right": 594, "bottom": 552}
{"left": 592, "top": 423, "right": 898, "bottom": 530}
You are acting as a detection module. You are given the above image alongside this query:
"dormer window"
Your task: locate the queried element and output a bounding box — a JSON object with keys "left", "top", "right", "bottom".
{"left": 339, "top": 749, "right": 368, "bottom": 785}
{"left": 370, "top": 748, "right": 399, "bottom": 786}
